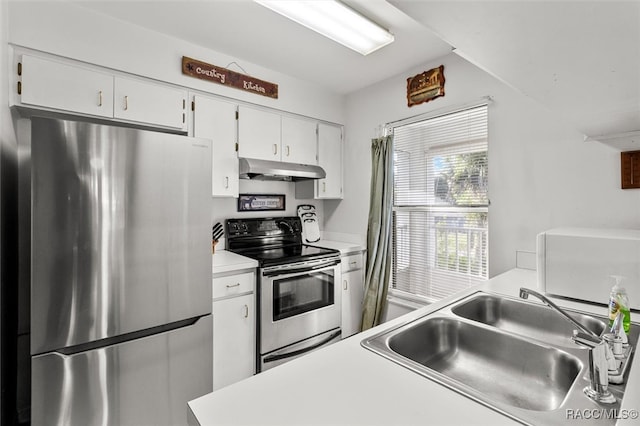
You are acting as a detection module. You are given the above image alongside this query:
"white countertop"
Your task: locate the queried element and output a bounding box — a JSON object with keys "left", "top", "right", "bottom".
{"left": 308, "top": 239, "right": 365, "bottom": 256}
{"left": 212, "top": 250, "right": 258, "bottom": 275}
{"left": 189, "top": 268, "right": 640, "bottom": 425}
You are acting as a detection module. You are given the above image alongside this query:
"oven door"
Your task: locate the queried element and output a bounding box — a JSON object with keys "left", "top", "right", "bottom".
{"left": 260, "top": 257, "right": 341, "bottom": 355}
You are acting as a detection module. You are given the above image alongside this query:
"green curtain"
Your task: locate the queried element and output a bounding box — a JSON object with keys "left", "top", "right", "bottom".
{"left": 361, "top": 135, "right": 393, "bottom": 331}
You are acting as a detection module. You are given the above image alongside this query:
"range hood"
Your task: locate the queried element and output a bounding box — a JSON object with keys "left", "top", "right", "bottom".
{"left": 239, "top": 157, "right": 326, "bottom": 181}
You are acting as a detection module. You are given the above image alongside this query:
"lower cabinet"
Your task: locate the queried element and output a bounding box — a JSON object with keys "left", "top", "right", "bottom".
{"left": 341, "top": 251, "right": 366, "bottom": 338}
{"left": 212, "top": 271, "right": 256, "bottom": 391}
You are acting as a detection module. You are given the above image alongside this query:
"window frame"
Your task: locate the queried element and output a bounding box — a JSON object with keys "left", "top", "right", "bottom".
{"left": 389, "top": 101, "right": 490, "bottom": 304}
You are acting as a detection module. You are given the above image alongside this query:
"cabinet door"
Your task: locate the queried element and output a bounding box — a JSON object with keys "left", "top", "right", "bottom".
{"left": 193, "top": 95, "right": 239, "bottom": 197}
{"left": 317, "top": 123, "right": 343, "bottom": 199}
{"left": 237, "top": 106, "right": 281, "bottom": 161}
{"left": 341, "top": 267, "right": 365, "bottom": 339}
{"left": 114, "top": 76, "right": 187, "bottom": 130}
{"left": 281, "top": 116, "right": 317, "bottom": 165}
{"left": 213, "top": 294, "right": 255, "bottom": 390}
{"left": 20, "top": 54, "right": 113, "bottom": 118}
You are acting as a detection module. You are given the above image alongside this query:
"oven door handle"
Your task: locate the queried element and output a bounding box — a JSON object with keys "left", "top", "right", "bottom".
{"left": 262, "top": 259, "right": 340, "bottom": 277}
{"left": 263, "top": 330, "right": 341, "bottom": 364}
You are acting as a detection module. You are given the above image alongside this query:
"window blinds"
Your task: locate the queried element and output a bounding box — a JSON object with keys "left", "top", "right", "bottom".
{"left": 392, "top": 104, "right": 488, "bottom": 302}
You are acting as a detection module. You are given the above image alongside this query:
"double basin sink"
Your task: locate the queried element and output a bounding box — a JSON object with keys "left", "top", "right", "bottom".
{"left": 361, "top": 292, "right": 637, "bottom": 425}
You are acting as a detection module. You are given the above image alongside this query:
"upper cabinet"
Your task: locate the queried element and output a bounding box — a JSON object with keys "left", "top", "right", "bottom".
{"left": 238, "top": 106, "right": 317, "bottom": 165}
{"left": 193, "top": 95, "right": 239, "bottom": 198}
{"left": 237, "top": 106, "right": 281, "bottom": 161}
{"left": 316, "top": 123, "right": 343, "bottom": 199}
{"left": 19, "top": 54, "right": 114, "bottom": 118}
{"left": 281, "top": 116, "right": 317, "bottom": 165}
{"left": 113, "top": 76, "right": 187, "bottom": 130}
{"left": 15, "top": 54, "right": 187, "bottom": 131}
{"left": 14, "top": 53, "right": 343, "bottom": 194}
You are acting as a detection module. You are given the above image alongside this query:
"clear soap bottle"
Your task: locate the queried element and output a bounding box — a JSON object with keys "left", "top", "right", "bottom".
{"left": 608, "top": 275, "right": 631, "bottom": 334}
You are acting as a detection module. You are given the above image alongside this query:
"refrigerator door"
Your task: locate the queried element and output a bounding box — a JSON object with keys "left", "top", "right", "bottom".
{"left": 32, "top": 315, "right": 212, "bottom": 426}
{"left": 30, "top": 117, "right": 212, "bottom": 354}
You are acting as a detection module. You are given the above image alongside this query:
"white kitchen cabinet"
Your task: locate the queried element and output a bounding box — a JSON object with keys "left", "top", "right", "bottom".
{"left": 281, "top": 115, "right": 317, "bottom": 165}
{"left": 18, "top": 54, "right": 114, "bottom": 118}
{"left": 16, "top": 54, "right": 188, "bottom": 131}
{"left": 193, "top": 95, "right": 239, "bottom": 197}
{"left": 114, "top": 76, "right": 188, "bottom": 130}
{"left": 212, "top": 270, "right": 256, "bottom": 391}
{"left": 237, "top": 105, "right": 281, "bottom": 161}
{"left": 341, "top": 251, "right": 365, "bottom": 338}
{"left": 316, "top": 123, "right": 343, "bottom": 199}
{"left": 238, "top": 106, "right": 318, "bottom": 165}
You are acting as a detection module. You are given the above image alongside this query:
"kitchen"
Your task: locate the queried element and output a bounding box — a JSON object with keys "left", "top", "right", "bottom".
{"left": 1, "top": 1, "right": 639, "bottom": 425}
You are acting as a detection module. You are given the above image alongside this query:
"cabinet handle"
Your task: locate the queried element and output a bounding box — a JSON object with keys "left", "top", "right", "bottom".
{"left": 226, "top": 283, "right": 240, "bottom": 288}
{"left": 273, "top": 144, "right": 278, "bottom": 155}
{"left": 350, "top": 261, "right": 357, "bottom": 267}
{"left": 98, "top": 90, "right": 103, "bottom": 107}
{"left": 286, "top": 145, "right": 290, "bottom": 157}
{"left": 243, "top": 304, "right": 249, "bottom": 318}
{"left": 124, "top": 95, "right": 128, "bottom": 111}
{"left": 323, "top": 182, "right": 326, "bottom": 192}
{"left": 343, "top": 280, "right": 348, "bottom": 290}
{"left": 224, "top": 176, "right": 229, "bottom": 188}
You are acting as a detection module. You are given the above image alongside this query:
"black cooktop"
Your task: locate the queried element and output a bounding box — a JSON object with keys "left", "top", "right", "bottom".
{"left": 226, "top": 217, "right": 339, "bottom": 267}
{"left": 231, "top": 244, "right": 339, "bottom": 267}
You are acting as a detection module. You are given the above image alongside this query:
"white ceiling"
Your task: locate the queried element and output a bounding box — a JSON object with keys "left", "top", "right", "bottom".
{"left": 78, "top": 0, "right": 640, "bottom": 141}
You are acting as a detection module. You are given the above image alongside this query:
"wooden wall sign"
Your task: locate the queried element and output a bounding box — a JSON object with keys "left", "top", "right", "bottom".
{"left": 182, "top": 56, "right": 278, "bottom": 99}
{"left": 406, "top": 65, "right": 445, "bottom": 107}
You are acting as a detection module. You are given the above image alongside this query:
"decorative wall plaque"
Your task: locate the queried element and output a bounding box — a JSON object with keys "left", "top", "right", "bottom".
{"left": 406, "top": 65, "right": 445, "bottom": 107}
{"left": 182, "top": 56, "right": 278, "bottom": 99}
{"left": 237, "top": 194, "right": 286, "bottom": 211}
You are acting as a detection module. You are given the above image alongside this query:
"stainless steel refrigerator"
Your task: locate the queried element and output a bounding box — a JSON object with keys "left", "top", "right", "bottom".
{"left": 21, "top": 117, "right": 212, "bottom": 425}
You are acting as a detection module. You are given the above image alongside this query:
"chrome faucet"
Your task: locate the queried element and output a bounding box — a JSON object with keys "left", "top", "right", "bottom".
{"left": 519, "top": 287, "right": 616, "bottom": 404}
{"left": 519, "top": 288, "right": 600, "bottom": 338}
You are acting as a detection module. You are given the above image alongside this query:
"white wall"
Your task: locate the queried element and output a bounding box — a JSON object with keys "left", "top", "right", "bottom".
{"left": 328, "top": 53, "right": 640, "bottom": 278}
{"left": 211, "top": 180, "right": 323, "bottom": 249}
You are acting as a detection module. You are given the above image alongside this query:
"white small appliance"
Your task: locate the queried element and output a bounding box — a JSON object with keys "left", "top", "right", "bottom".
{"left": 537, "top": 227, "right": 640, "bottom": 310}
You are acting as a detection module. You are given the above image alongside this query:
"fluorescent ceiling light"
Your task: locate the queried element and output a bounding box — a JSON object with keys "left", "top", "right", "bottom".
{"left": 255, "top": 0, "right": 394, "bottom": 55}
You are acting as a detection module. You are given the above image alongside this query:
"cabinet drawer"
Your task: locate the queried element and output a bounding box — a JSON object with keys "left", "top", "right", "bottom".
{"left": 213, "top": 272, "right": 254, "bottom": 299}
{"left": 342, "top": 253, "right": 363, "bottom": 273}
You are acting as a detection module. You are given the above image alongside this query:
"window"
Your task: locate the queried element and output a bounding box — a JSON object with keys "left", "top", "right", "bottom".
{"left": 391, "top": 104, "right": 488, "bottom": 303}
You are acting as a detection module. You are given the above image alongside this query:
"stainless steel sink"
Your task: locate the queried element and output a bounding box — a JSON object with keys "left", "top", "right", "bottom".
{"left": 362, "top": 291, "right": 637, "bottom": 425}
{"left": 451, "top": 293, "right": 607, "bottom": 347}
{"left": 387, "top": 317, "right": 581, "bottom": 411}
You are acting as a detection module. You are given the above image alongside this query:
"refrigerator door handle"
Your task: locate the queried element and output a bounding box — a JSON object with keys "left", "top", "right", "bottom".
{"left": 52, "top": 316, "right": 206, "bottom": 357}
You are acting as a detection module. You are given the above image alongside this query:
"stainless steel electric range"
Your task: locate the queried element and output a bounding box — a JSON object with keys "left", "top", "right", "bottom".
{"left": 226, "top": 216, "right": 342, "bottom": 372}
